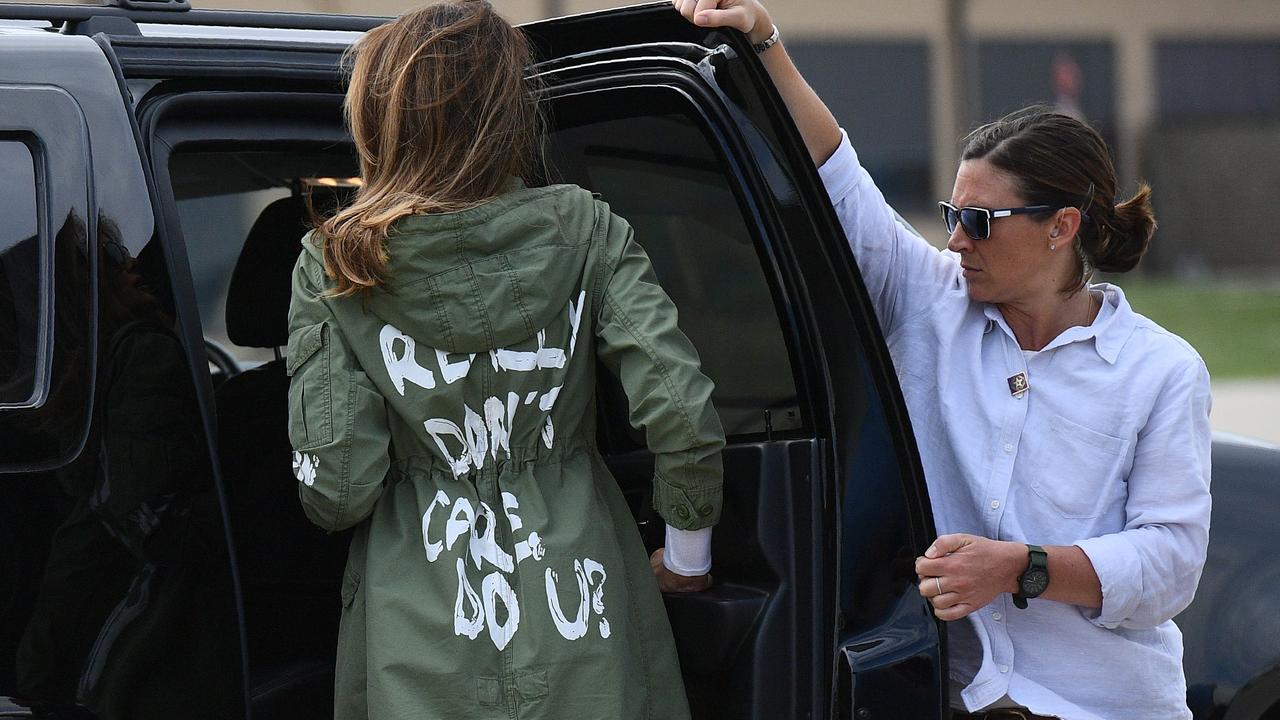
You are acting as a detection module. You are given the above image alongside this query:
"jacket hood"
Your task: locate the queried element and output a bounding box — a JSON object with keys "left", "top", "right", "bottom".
{"left": 304, "top": 182, "right": 597, "bottom": 354}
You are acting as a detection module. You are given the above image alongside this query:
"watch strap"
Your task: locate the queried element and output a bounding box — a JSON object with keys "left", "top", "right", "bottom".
{"left": 1027, "top": 543, "right": 1048, "bottom": 567}
{"left": 1013, "top": 544, "right": 1049, "bottom": 609}
{"left": 751, "top": 25, "right": 780, "bottom": 54}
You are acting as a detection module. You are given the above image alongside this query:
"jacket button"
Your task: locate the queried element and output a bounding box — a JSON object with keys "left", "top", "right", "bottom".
{"left": 674, "top": 505, "right": 690, "bottom": 520}
{"left": 698, "top": 504, "right": 713, "bottom": 518}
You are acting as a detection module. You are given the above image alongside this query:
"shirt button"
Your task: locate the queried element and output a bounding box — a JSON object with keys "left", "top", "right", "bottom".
{"left": 992, "top": 611, "right": 1002, "bottom": 621}
{"left": 990, "top": 500, "right": 1001, "bottom": 509}
{"left": 674, "top": 506, "right": 690, "bottom": 520}
{"left": 1003, "top": 443, "right": 1014, "bottom": 453}
{"left": 999, "top": 664, "right": 1010, "bottom": 673}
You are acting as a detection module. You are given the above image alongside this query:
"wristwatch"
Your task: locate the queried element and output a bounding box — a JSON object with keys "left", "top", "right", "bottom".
{"left": 1012, "top": 544, "right": 1049, "bottom": 609}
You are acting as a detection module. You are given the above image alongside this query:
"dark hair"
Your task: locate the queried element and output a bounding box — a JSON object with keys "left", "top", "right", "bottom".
{"left": 320, "top": 1, "right": 543, "bottom": 297}
{"left": 962, "top": 105, "right": 1156, "bottom": 290}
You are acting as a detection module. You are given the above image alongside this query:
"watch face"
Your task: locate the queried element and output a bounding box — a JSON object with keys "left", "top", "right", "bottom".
{"left": 1021, "top": 568, "right": 1049, "bottom": 597}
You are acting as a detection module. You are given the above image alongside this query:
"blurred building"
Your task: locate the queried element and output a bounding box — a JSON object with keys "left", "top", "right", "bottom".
{"left": 31, "top": 0, "right": 1280, "bottom": 277}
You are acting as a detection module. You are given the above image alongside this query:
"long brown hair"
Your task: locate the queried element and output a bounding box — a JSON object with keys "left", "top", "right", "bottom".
{"left": 319, "top": 1, "right": 542, "bottom": 296}
{"left": 962, "top": 105, "right": 1157, "bottom": 292}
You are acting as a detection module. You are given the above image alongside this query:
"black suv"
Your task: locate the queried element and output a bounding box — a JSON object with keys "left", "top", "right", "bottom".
{"left": 1, "top": 2, "right": 1277, "bottom": 719}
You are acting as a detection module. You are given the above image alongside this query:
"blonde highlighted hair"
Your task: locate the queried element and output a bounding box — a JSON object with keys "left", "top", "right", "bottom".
{"left": 319, "top": 1, "right": 542, "bottom": 296}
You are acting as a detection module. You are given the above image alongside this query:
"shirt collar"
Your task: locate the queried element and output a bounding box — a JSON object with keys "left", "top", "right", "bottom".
{"left": 981, "top": 282, "right": 1137, "bottom": 364}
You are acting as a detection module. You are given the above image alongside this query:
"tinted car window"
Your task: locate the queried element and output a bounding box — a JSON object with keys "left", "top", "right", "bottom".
{"left": 547, "top": 100, "right": 805, "bottom": 438}
{"left": 0, "top": 139, "right": 93, "bottom": 468}
{"left": 0, "top": 140, "right": 40, "bottom": 407}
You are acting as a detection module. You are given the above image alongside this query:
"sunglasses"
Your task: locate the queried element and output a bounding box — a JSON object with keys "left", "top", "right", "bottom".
{"left": 938, "top": 202, "right": 1056, "bottom": 241}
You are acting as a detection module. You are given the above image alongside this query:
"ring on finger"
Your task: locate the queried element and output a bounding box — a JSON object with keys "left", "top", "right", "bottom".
{"left": 934, "top": 577, "right": 943, "bottom": 596}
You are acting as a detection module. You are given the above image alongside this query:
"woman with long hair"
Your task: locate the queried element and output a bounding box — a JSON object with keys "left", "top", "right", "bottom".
{"left": 286, "top": 3, "right": 723, "bottom": 719}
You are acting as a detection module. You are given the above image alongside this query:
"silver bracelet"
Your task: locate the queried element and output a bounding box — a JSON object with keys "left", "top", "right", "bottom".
{"left": 751, "top": 24, "right": 780, "bottom": 54}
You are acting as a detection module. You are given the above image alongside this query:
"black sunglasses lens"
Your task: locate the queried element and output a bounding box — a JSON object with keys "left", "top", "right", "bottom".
{"left": 959, "top": 208, "right": 988, "bottom": 240}
{"left": 941, "top": 205, "right": 959, "bottom": 234}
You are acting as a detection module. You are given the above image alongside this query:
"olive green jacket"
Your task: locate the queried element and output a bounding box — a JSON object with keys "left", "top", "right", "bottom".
{"left": 285, "top": 182, "right": 724, "bottom": 720}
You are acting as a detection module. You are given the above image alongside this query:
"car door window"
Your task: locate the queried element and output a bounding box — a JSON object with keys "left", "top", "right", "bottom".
{"left": 547, "top": 94, "right": 806, "bottom": 439}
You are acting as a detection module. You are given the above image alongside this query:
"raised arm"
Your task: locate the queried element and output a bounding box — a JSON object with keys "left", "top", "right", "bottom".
{"left": 674, "top": 0, "right": 841, "bottom": 165}
{"left": 676, "top": 0, "right": 962, "bottom": 336}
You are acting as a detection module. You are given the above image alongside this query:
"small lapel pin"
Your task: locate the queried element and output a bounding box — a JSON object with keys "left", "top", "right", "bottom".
{"left": 1007, "top": 372, "right": 1030, "bottom": 398}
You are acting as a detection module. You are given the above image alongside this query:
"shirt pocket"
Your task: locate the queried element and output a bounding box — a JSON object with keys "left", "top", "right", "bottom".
{"left": 1030, "top": 413, "right": 1130, "bottom": 519}
{"left": 286, "top": 321, "right": 333, "bottom": 449}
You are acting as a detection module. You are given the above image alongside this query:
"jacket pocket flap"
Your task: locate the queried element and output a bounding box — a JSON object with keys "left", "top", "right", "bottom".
{"left": 286, "top": 323, "right": 325, "bottom": 376}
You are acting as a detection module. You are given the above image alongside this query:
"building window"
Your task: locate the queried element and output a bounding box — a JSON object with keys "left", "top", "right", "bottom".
{"left": 788, "top": 41, "right": 933, "bottom": 212}
{"left": 976, "top": 41, "right": 1116, "bottom": 148}
{"left": 1157, "top": 41, "right": 1280, "bottom": 121}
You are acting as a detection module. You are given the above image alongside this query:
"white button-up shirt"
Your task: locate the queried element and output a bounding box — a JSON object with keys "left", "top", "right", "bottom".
{"left": 819, "top": 132, "right": 1212, "bottom": 720}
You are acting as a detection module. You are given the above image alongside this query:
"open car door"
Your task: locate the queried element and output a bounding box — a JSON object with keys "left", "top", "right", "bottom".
{"left": 524, "top": 6, "right": 945, "bottom": 719}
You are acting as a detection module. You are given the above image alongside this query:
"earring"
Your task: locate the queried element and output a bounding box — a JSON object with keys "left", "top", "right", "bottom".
{"left": 1050, "top": 243, "right": 1056, "bottom": 250}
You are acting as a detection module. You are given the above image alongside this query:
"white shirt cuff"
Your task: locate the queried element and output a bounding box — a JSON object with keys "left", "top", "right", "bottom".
{"left": 663, "top": 524, "right": 712, "bottom": 576}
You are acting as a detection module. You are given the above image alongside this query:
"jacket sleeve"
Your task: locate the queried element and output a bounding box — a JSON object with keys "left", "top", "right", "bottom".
{"left": 286, "top": 248, "right": 392, "bottom": 532}
{"left": 1075, "top": 357, "right": 1213, "bottom": 629}
{"left": 817, "top": 129, "right": 961, "bottom": 337}
{"left": 594, "top": 213, "right": 725, "bottom": 533}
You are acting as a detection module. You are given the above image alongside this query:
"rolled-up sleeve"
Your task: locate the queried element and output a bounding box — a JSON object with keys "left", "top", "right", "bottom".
{"left": 286, "top": 246, "right": 392, "bottom": 532}
{"left": 817, "top": 130, "right": 960, "bottom": 336}
{"left": 1076, "top": 357, "right": 1213, "bottom": 629}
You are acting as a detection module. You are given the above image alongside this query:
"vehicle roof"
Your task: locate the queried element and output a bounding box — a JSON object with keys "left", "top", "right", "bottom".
{"left": 0, "top": 3, "right": 389, "bottom": 34}
{"left": 0, "top": 1, "right": 671, "bottom": 44}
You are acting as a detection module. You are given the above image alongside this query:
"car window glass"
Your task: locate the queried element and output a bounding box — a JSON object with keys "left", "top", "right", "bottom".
{"left": 547, "top": 105, "right": 805, "bottom": 438}
{"left": 0, "top": 140, "right": 40, "bottom": 407}
{"left": 179, "top": 186, "right": 293, "bottom": 368}
{"left": 170, "top": 150, "right": 359, "bottom": 372}
{"left": 0, "top": 137, "right": 93, "bottom": 469}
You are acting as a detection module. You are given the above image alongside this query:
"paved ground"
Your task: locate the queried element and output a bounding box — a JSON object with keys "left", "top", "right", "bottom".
{"left": 1211, "top": 378, "right": 1280, "bottom": 445}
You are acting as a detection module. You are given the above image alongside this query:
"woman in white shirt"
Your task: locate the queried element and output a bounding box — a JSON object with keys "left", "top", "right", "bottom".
{"left": 673, "top": 2, "right": 1212, "bottom": 719}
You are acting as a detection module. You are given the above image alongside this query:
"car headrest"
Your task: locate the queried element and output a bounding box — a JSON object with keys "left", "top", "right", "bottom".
{"left": 225, "top": 196, "right": 312, "bottom": 349}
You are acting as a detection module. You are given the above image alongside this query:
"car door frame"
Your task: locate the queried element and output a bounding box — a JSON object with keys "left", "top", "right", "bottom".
{"left": 523, "top": 8, "right": 944, "bottom": 718}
